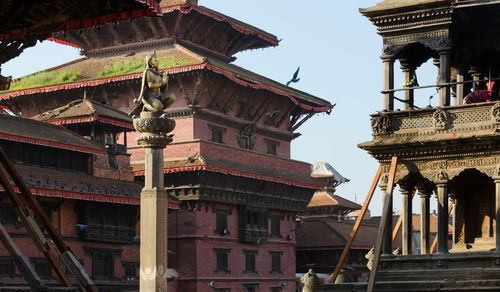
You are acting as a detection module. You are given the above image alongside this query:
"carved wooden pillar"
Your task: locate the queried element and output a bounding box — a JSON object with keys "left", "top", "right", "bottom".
{"left": 436, "top": 174, "right": 449, "bottom": 253}
{"left": 382, "top": 57, "right": 395, "bottom": 111}
{"left": 400, "top": 60, "right": 415, "bottom": 110}
{"left": 380, "top": 177, "right": 393, "bottom": 256}
{"left": 439, "top": 50, "right": 451, "bottom": 106}
{"left": 400, "top": 184, "right": 413, "bottom": 255}
{"left": 495, "top": 177, "right": 500, "bottom": 252}
{"left": 456, "top": 66, "right": 465, "bottom": 105}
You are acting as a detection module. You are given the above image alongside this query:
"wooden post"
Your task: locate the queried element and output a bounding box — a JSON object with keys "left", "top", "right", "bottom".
{"left": 0, "top": 146, "right": 97, "bottom": 291}
{"left": 439, "top": 50, "right": 451, "bottom": 106}
{"left": 382, "top": 57, "right": 394, "bottom": 111}
{"left": 367, "top": 157, "right": 398, "bottom": 292}
{"left": 330, "top": 166, "right": 381, "bottom": 283}
{"left": 456, "top": 66, "right": 464, "bottom": 105}
{"left": 0, "top": 223, "right": 46, "bottom": 291}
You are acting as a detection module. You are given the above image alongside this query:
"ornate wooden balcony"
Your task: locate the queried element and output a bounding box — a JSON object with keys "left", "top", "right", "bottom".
{"left": 361, "top": 101, "right": 500, "bottom": 158}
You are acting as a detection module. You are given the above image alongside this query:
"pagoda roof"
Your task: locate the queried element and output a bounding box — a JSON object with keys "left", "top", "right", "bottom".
{"left": 1, "top": 45, "right": 332, "bottom": 113}
{"left": 296, "top": 218, "right": 379, "bottom": 249}
{"left": 163, "top": 4, "right": 279, "bottom": 49}
{"left": 0, "top": 0, "right": 162, "bottom": 42}
{"left": 33, "top": 98, "right": 133, "bottom": 130}
{"left": 50, "top": 3, "right": 279, "bottom": 57}
{"left": 133, "top": 154, "right": 322, "bottom": 189}
{"left": 10, "top": 164, "right": 179, "bottom": 208}
{"left": 360, "top": 0, "right": 450, "bottom": 15}
{"left": 0, "top": 114, "right": 105, "bottom": 155}
{"left": 307, "top": 191, "right": 362, "bottom": 210}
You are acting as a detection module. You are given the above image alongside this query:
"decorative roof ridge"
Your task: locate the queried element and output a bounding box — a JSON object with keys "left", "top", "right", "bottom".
{"left": 162, "top": 4, "right": 279, "bottom": 49}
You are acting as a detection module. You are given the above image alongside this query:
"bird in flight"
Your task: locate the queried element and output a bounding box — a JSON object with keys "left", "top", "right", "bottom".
{"left": 286, "top": 66, "right": 300, "bottom": 87}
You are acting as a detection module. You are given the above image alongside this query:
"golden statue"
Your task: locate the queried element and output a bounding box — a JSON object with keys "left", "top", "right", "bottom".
{"left": 131, "top": 52, "right": 175, "bottom": 116}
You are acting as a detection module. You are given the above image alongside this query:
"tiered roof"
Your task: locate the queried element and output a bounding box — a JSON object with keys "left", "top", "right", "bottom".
{"left": 0, "top": 114, "right": 104, "bottom": 155}
{"left": 1, "top": 45, "right": 332, "bottom": 113}
{"left": 133, "top": 154, "right": 322, "bottom": 189}
{"left": 33, "top": 98, "right": 133, "bottom": 130}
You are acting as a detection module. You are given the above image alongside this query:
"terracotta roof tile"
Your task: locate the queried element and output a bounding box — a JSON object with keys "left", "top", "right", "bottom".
{"left": 0, "top": 114, "right": 104, "bottom": 155}
{"left": 308, "top": 191, "right": 362, "bottom": 210}
{"left": 33, "top": 98, "right": 132, "bottom": 127}
{"left": 296, "top": 218, "right": 378, "bottom": 249}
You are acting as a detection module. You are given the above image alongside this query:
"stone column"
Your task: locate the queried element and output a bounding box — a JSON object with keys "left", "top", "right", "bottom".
{"left": 419, "top": 192, "right": 431, "bottom": 254}
{"left": 439, "top": 50, "right": 451, "bottom": 106}
{"left": 134, "top": 111, "right": 175, "bottom": 292}
{"left": 379, "top": 177, "right": 393, "bottom": 256}
{"left": 495, "top": 177, "right": 500, "bottom": 252}
{"left": 382, "top": 57, "right": 395, "bottom": 111}
{"left": 400, "top": 60, "right": 415, "bottom": 110}
{"left": 436, "top": 173, "right": 449, "bottom": 254}
{"left": 400, "top": 185, "right": 413, "bottom": 255}
{"left": 456, "top": 66, "right": 465, "bottom": 105}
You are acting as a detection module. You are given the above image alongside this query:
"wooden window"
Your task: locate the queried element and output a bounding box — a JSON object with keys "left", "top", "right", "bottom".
{"left": 269, "top": 251, "right": 283, "bottom": 274}
{"left": 122, "top": 261, "right": 139, "bottom": 281}
{"left": 243, "top": 250, "right": 257, "bottom": 274}
{"left": 270, "top": 287, "right": 283, "bottom": 292}
{"left": 209, "top": 124, "right": 226, "bottom": 143}
{"left": 0, "top": 204, "right": 21, "bottom": 227}
{"left": 84, "top": 247, "right": 122, "bottom": 280}
{"left": 242, "top": 284, "right": 258, "bottom": 292}
{"left": 270, "top": 216, "right": 282, "bottom": 238}
{"left": 215, "top": 209, "right": 229, "bottom": 235}
{"left": 0, "top": 257, "right": 16, "bottom": 278}
{"left": 265, "top": 139, "right": 279, "bottom": 156}
{"left": 214, "top": 248, "right": 230, "bottom": 274}
{"left": 42, "top": 147, "right": 58, "bottom": 169}
{"left": 31, "top": 257, "right": 52, "bottom": 280}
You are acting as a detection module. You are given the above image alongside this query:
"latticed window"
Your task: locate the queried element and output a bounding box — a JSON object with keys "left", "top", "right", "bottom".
{"left": 214, "top": 249, "right": 230, "bottom": 274}
{"left": 122, "top": 261, "right": 138, "bottom": 280}
{"left": 269, "top": 251, "right": 282, "bottom": 274}
{"left": 265, "top": 139, "right": 279, "bottom": 156}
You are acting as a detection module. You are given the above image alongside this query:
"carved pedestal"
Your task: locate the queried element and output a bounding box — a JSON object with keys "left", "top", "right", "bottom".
{"left": 134, "top": 111, "right": 175, "bottom": 292}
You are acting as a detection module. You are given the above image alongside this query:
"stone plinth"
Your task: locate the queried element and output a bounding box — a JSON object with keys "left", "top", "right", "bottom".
{"left": 133, "top": 111, "right": 175, "bottom": 292}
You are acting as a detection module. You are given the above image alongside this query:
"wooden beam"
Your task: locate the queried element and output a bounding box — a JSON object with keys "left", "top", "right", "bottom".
{"left": 330, "top": 166, "right": 382, "bottom": 283}
{"left": 367, "top": 157, "right": 398, "bottom": 292}
{"left": 0, "top": 223, "right": 46, "bottom": 291}
{"left": 429, "top": 204, "right": 453, "bottom": 254}
{"left": 0, "top": 147, "right": 98, "bottom": 292}
{"left": 291, "top": 112, "right": 314, "bottom": 132}
{"left": 276, "top": 103, "right": 296, "bottom": 128}
{"left": 146, "top": 17, "right": 161, "bottom": 39}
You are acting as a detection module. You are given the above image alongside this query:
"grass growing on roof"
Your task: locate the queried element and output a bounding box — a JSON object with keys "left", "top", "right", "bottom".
{"left": 96, "top": 54, "right": 200, "bottom": 78}
{"left": 7, "top": 71, "right": 82, "bottom": 91}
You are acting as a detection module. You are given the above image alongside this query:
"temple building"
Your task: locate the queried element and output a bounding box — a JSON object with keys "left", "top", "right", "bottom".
{"left": 0, "top": 0, "right": 333, "bottom": 291}
{"left": 325, "top": 0, "right": 500, "bottom": 291}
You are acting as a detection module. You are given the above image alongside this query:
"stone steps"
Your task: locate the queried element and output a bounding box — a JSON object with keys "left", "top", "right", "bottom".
{"left": 322, "top": 279, "right": 500, "bottom": 292}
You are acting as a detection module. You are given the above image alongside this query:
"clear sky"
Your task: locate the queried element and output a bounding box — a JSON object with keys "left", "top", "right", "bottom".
{"left": 2, "top": 1, "right": 441, "bottom": 215}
